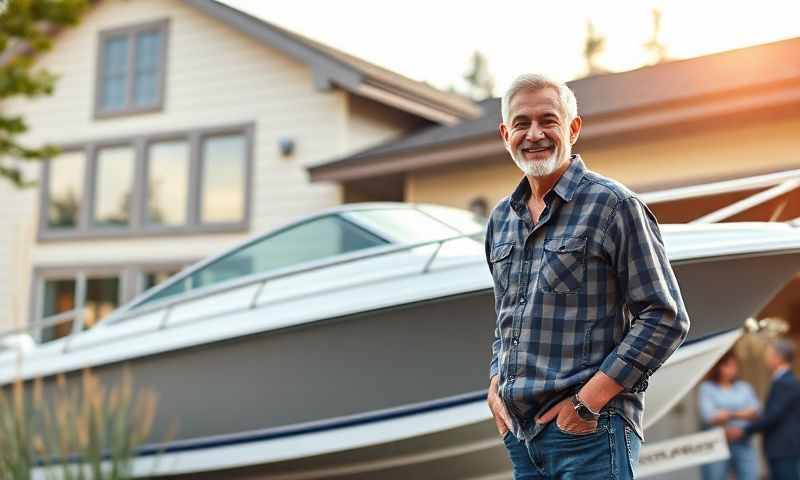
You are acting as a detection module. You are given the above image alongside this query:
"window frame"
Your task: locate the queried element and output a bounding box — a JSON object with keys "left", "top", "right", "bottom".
{"left": 29, "top": 260, "right": 195, "bottom": 342}
{"left": 94, "top": 18, "right": 170, "bottom": 119}
{"left": 38, "top": 122, "right": 255, "bottom": 241}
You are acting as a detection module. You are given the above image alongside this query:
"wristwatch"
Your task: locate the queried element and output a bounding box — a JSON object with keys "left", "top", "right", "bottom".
{"left": 570, "top": 393, "right": 601, "bottom": 421}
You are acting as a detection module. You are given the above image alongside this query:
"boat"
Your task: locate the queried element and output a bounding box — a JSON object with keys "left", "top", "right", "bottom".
{"left": 1, "top": 202, "right": 798, "bottom": 479}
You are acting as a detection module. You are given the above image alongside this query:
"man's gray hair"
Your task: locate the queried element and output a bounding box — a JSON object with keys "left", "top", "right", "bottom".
{"left": 501, "top": 73, "right": 578, "bottom": 124}
{"left": 769, "top": 337, "right": 796, "bottom": 364}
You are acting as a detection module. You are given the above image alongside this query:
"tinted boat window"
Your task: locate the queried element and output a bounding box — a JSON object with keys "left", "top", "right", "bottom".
{"left": 416, "top": 205, "right": 485, "bottom": 235}
{"left": 138, "top": 215, "right": 387, "bottom": 306}
{"left": 347, "top": 209, "right": 460, "bottom": 243}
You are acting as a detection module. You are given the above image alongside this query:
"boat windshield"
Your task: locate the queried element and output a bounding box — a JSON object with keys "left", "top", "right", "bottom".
{"left": 345, "top": 205, "right": 485, "bottom": 243}
{"left": 415, "top": 205, "right": 486, "bottom": 235}
{"left": 133, "top": 214, "right": 388, "bottom": 308}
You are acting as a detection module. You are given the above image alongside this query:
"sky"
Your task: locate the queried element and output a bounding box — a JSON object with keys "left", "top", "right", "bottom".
{"left": 221, "top": 0, "right": 800, "bottom": 96}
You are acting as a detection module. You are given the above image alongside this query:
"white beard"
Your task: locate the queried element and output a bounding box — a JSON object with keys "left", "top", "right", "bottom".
{"left": 511, "top": 143, "right": 570, "bottom": 177}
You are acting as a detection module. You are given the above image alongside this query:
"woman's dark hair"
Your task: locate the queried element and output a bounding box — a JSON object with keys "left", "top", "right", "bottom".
{"left": 706, "top": 351, "right": 738, "bottom": 383}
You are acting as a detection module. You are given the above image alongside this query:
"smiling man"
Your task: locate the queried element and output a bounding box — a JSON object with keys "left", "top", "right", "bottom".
{"left": 484, "top": 74, "right": 690, "bottom": 479}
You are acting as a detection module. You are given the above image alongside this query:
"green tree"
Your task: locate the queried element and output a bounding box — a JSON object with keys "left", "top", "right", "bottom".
{"left": 462, "top": 50, "right": 495, "bottom": 100}
{"left": 644, "top": 7, "right": 669, "bottom": 65}
{"left": 583, "top": 19, "right": 608, "bottom": 77}
{"left": 0, "top": 0, "right": 89, "bottom": 187}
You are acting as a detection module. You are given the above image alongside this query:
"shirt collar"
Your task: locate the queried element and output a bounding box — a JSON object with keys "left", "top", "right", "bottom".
{"left": 773, "top": 366, "right": 790, "bottom": 381}
{"left": 510, "top": 154, "right": 586, "bottom": 217}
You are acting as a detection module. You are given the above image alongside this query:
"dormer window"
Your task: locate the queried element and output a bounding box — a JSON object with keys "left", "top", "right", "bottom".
{"left": 95, "top": 19, "right": 168, "bottom": 118}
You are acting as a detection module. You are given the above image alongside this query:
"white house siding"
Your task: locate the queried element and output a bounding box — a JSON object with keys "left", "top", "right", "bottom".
{"left": 0, "top": 181, "right": 37, "bottom": 333}
{"left": 0, "top": 0, "right": 419, "bottom": 332}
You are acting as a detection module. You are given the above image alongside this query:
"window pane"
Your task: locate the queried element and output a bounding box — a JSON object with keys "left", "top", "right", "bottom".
{"left": 143, "top": 269, "right": 179, "bottom": 291}
{"left": 83, "top": 276, "right": 119, "bottom": 329}
{"left": 101, "top": 35, "right": 129, "bottom": 109}
{"left": 416, "top": 205, "right": 486, "bottom": 235}
{"left": 138, "top": 216, "right": 387, "bottom": 305}
{"left": 41, "top": 279, "right": 76, "bottom": 342}
{"left": 201, "top": 134, "right": 245, "bottom": 224}
{"left": 147, "top": 141, "right": 189, "bottom": 226}
{"left": 94, "top": 146, "right": 134, "bottom": 227}
{"left": 47, "top": 151, "right": 84, "bottom": 229}
{"left": 142, "top": 276, "right": 189, "bottom": 305}
{"left": 133, "top": 30, "right": 162, "bottom": 106}
{"left": 135, "top": 31, "right": 161, "bottom": 71}
{"left": 134, "top": 71, "right": 158, "bottom": 105}
{"left": 348, "top": 209, "right": 459, "bottom": 243}
{"left": 102, "top": 75, "right": 127, "bottom": 109}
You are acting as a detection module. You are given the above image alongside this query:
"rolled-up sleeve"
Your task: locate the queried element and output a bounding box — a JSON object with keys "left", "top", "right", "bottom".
{"left": 599, "top": 196, "right": 690, "bottom": 392}
{"left": 484, "top": 216, "right": 501, "bottom": 380}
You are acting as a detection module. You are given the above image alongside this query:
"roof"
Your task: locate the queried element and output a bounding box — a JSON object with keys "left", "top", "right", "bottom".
{"left": 309, "top": 36, "right": 800, "bottom": 181}
{"left": 183, "top": 0, "right": 480, "bottom": 124}
{"left": 331, "top": 98, "right": 502, "bottom": 164}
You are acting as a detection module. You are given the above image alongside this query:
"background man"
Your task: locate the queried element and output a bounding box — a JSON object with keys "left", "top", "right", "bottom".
{"left": 727, "top": 338, "right": 800, "bottom": 480}
{"left": 484, "top": 73, "right": 690, "bottom": 479}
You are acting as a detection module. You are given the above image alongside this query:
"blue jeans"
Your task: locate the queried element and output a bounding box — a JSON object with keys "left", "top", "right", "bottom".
{"left": 502, "top": 411, "right": 641, "bottom": 480}
{"left": 768, "top": 457, "right": 800, "bottom": 480}
{"left": 701, "top": 440, "right": 760, "bottom": 480}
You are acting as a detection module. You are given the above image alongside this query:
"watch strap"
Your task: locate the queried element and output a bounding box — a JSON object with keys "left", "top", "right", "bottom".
{"left": 571, "top": 393, "right": 601, "bottom": 420}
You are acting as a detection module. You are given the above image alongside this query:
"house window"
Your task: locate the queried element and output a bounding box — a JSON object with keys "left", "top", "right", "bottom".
{"left": 39, "top": 274, "right": 121, "bottom": 342}
{"left": 40, "top": 278, "right": 76, "bottom": 342}
{"left": 96, "top": 19, "right": 168, "bottom": 117}
{"left": 38, "top": 123, "right": 253, "bottom": 240}
{"left": 201, "top": 134, "right": 246, "bottom": 224}
{"left": 93, "top": 145, "right": 135, "bottom": 227}
{"left": 83, "top": 276, "right": 121, "bottom": 329}
{"left": 47, "top": 151, "right": 85, "bottom": 229}
{"left": 146, "top": 140, "right": 189, "bottom": 226}
{"left": 34, "top": 261, "right": 193, "bottom": 343}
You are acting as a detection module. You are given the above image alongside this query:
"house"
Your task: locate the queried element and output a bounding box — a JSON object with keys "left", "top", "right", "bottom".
{"left": 0, "top": 0, "right": 479, "bottom": 338}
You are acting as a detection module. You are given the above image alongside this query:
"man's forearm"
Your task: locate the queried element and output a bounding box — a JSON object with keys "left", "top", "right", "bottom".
{"left": 578, "top": 371, "right": 624, "bottom": 413}
{"left": 600, "top": 196, "right": 690, "bottom": 394}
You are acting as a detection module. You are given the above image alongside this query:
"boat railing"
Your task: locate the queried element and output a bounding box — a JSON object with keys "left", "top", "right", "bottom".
{"left": 0, "top": 230, "right": 486, "bottom": 352}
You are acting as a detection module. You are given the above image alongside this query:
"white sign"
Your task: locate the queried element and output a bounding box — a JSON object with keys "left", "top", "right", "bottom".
{"left": 638, "top": 428, "right": 730, "bottom": 478}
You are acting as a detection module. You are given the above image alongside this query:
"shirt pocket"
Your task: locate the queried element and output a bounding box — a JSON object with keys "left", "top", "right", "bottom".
{"left": 539, "top": 236, "right": 587, "bottom": 294}
{"left": 490, "top": 242, "right": 514, "bottom": 297}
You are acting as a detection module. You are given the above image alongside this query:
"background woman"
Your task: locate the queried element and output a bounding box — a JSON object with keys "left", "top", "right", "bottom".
{"left": 698, "top": 351, "right": 760, "bottom": 480}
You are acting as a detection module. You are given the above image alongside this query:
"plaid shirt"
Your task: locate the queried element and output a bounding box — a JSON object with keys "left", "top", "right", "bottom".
{"left": 485, "top": 154, "right": 689, "bottom": 441}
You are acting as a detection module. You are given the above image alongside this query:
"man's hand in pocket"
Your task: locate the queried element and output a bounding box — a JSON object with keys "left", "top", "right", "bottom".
{"left": 488, "top": 375, "right": 513, "bottom": 437}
